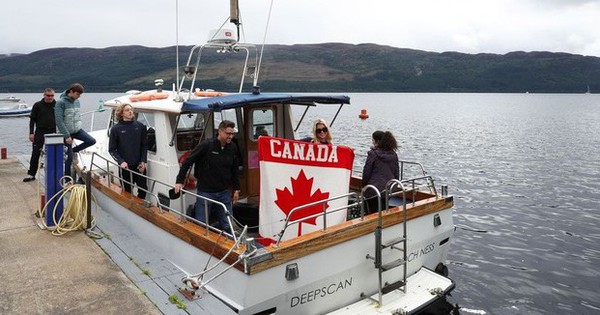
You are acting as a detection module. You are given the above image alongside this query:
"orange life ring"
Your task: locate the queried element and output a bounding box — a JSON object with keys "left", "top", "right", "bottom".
{"left": 179, "top": 151, "right": 196, "bottom": 189}
{"left": 129, "top": 92, "right": 170, "bottom": 102}
{"left": 194, "top": 90, "right": 229, "bottom": 97}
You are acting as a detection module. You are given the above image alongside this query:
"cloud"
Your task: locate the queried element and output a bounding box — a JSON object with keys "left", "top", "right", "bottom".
{"left": 1, "top": 0, "right": 600, "bottom": 57}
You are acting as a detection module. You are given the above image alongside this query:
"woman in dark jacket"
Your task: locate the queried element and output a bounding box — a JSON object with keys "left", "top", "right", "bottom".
{"left": 362, "top": 130, "right": 399, "bottom": 213}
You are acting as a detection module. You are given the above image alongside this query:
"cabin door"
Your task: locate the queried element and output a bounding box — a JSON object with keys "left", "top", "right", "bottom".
{"left": 245, "top": 107, "right": 276, "bottom": 197}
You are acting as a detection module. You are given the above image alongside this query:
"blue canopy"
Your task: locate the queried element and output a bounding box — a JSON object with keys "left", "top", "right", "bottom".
{"left": 181, "top": 93, "right": 350, "bottom": 113}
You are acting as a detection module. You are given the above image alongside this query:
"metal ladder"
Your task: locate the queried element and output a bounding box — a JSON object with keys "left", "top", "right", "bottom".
{"left": 363, "top": 179, "right": 408, "bottom": 306}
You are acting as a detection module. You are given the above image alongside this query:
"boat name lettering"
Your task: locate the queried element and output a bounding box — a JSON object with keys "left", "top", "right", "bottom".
{"left": 407, "top": 242, "right": 435, "bottom": 262}
{"left": 290, "top": 277, "right": 352, "bottom": 308}
{"left": 270, "top": 139, "right": 338, "bottom": 163}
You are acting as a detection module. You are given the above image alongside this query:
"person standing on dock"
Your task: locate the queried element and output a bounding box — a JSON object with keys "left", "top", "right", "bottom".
{"left": 54, "top": 83, "right": 96, "bottom": 178}
{"left": 174, "top": 120, "right": 240, "bottom": 233}
{"left": 108, "top": 103, "right": 148, "bottom": 199}
{"left": 23, "top": 88, "right": 56, "bottom": 182}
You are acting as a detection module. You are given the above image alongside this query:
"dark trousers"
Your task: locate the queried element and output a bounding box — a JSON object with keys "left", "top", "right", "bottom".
{"left": 119, "top": 168, "right": 148, "bottom": 199}
{"left": 65, "top": 129, "right": 96, "bottom": 177}
{"left": 27, "top": 129, "right": 54, "bottom": 177}
{"left": 195, "top": 189, "right": 232, "bottom": 233}
{"left": 365, "top": 194, "right": 386, "bottom": 214}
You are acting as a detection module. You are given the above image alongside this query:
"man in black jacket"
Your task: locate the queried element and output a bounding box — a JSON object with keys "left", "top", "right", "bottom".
{"left": 24, "top": 88, "right": 56, "bottom": 182}
{"left": 174, "top": 120, "right": 240, "bottom": 233}
{"left": 108, "top": 103, "right": 148, "bottom": 199}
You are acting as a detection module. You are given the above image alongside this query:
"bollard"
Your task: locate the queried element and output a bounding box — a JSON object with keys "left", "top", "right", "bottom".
{"left": 1, "top": 147, "right": 6, "bottom": 159}
{"left": 45, "top": 134, "right": 64, "bottom": 227}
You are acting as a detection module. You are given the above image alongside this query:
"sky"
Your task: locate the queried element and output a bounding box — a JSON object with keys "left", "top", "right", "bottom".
{"left": 2, "top": 0, "right": 600, "bottom": 57}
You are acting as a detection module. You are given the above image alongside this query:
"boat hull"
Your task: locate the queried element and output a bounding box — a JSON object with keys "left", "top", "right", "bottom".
{"left": 91, "top": 184, "right": 453, "bottom": 314}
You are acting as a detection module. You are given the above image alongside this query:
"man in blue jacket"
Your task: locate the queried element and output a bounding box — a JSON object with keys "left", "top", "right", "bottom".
{"left": 108, "top": 103, "right": 148, "bottom": 199}
{"left": 54, "top": 83, "right": 96, "bottom": 177}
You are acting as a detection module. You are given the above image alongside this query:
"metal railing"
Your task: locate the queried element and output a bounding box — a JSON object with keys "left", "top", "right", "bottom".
{"left": 87, "top": 152, "right": 239, "bottom": 244}
{"left": 274, "top": 192, "right": 360, "bottom": 246}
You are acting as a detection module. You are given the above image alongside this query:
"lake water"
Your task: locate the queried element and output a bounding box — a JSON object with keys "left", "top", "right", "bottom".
{"left": 2, "top": 92, "right": 600, "bottom": 314}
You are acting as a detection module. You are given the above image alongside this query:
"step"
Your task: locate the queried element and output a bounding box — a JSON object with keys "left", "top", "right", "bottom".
{"left": 381, "top": 236, "right": 405, "bottom": 249}
{"left": 381, "top": 279, "right": 406, "bottom": 294}
{"left": 381, "top": 258, "right": 405, "bottom": 272}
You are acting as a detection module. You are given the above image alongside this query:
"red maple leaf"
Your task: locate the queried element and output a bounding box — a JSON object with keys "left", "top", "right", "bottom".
{"left": 275, "top": 169, "right": 330, "bottom": 236}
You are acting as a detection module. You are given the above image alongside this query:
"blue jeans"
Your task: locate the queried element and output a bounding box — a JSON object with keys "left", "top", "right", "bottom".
{"left": 195, "top": 189, "right": 232, "bottom": 233}
{"left": 65, "top": 129, "right": 96, "bottom": 176}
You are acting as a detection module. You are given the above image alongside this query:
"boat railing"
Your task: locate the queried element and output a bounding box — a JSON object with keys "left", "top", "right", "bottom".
{"left": 399, "top": 175, "right": 438, "bottom": 201}
{"left": 353, "top": 159, "right": 436, "bottom": 196}
{"left": 352, "top": 159, "right": 428, "bottom": 180}
{"left": 181, "top": 41, "right": 258, "bottom": 95}
{"left": 80, "top": 104, "right": 106, "bottom": 132}
{"left": 88, "top": 152, "right": 240, "bottom": 245}
{"left": 274, "top": 191, "right": 361, "bottom": 247}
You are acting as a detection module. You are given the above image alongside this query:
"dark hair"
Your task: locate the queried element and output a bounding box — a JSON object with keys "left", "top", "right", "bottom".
{"left": 218, "top": 120, "right": 235, "bottom": 130}
{"left": 374, "top": 131, "right": 398, "bottom": 151}
{"left": 68, "top": 83, "right": 84, "bottom": 94}
{"left": 372, "top": 130, "right": 385, "bottom": 143}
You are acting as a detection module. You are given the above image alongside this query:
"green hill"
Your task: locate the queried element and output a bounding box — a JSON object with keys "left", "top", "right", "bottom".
{"left": 1, "top": 44, "right": 599, "bottom": 93}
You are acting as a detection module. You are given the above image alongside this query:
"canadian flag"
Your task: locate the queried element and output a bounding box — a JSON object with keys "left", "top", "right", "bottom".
{"left": 258, "top": 137, "right": 354, "bottom": 246}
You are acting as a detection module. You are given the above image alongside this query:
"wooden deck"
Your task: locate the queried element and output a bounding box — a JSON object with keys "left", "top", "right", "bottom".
{"left": 90, "top": 173, "right": 453, "bottom": 275}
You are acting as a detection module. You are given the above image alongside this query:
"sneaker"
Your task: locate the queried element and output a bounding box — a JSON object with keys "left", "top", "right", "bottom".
{"left": 23, "top": 176, "right": 35, "bottom": 182}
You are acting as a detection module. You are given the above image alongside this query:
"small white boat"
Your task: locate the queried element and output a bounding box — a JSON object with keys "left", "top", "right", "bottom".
{"left": 74, "top": 1, "right": 456, "bottom": 314}
{"left": 0, "top": 95, "right": 21, "bottom": 102}
{"left": 0, "top": 103, "right": 30, "bottom": 118}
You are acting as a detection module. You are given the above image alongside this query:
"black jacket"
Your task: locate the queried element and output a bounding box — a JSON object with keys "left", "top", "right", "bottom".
{"left": 362, "top": 147, "right": 399, "bottom": 197}
{"left": 176, "top": 138, "right": 240, "bottom": 192}
{"left": 108, "top": 120, "right": 148, "bottom": 166}
{"left": 29, "top": 99, "right": 56, "bottom": 134}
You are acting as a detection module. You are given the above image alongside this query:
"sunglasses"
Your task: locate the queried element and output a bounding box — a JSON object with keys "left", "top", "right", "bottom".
{"left": 316, "top": 127, "right": 328, "bottom": 133}
{"left": 44, "top": 94, "right": 54, "bottom": 97}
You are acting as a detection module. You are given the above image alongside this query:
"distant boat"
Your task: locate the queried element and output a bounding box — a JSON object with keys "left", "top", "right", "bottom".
{"left": 0, "top": 103, "right": 31, "bottom": 117}
{"left": 585, "top": 85, "right": 591, "bottom": 94}
{"left": 0, "top": 95, "right": 21, "bottom": 102}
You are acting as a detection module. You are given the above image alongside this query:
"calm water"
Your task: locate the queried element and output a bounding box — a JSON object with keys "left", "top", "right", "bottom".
{"left": 2, "top": 92, "right": 600, "bottom": 314}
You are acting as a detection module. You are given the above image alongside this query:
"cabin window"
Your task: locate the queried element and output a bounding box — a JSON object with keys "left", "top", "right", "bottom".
{"left": 251, "top": 109, "right": 275, "bottom": 140}
{"left": 137, "top": 112, "right": 157, "bottom": 153}
{"left": 176, "top": 113, "right": 206, "bottom": 151}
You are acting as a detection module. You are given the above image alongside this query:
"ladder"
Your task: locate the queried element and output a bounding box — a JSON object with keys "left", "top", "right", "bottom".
{"left": 363, "top": 179, "right": 408, "bottom": 306}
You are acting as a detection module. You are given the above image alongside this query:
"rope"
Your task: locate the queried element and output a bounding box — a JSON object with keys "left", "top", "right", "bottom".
{"left": 37, "top": 176, "right": 98, "bottom": 236}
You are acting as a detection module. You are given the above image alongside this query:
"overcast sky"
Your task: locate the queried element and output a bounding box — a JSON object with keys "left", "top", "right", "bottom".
{"left": 2, "top": 0, "right": 599, "bottom": 57}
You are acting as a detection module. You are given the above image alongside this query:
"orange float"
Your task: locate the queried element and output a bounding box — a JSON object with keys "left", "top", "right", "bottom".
{"left": 129, "top": 92, "right": 170, "bottom": 102}
{"left": 359, "top": 108, "right": 369, "bottom": 119}
{"left": 194, "top": 90, "right": 229, "bottom": 97}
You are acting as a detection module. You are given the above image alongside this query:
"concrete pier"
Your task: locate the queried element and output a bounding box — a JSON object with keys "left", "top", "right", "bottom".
{"left": 0, "top": 157, "right": 160, "bottom": 314}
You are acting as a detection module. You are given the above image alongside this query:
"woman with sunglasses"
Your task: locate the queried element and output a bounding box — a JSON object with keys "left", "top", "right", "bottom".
{"left": 362, "top": 130, "right": 399, "bottom": 214}
{"left": 311, "top": 118, "right": 333, "bottom": 144}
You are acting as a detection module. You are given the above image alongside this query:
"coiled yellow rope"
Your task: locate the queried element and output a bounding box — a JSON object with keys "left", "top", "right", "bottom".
{"left": 38, "top": 176, "right": 97, "bottom": 236}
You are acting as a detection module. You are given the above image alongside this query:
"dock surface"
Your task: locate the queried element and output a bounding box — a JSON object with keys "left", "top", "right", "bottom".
{"left": 1, "top": 156, "right": 237, "bottom": 315}
{"left": 0, "top": 157, "right": 161, "bottom": 314}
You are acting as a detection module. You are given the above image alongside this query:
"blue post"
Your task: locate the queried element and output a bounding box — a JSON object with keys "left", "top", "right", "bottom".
{"left": 45, "top": 134, "right": 64, "bottom": 227}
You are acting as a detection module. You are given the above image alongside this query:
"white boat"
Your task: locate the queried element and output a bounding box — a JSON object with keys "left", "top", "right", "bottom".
{"left": 0, "top": 102, "right": 30, "bottom": 117}
{"left": 0, "top": 95, "right": 21, "bottom": 102}
{"left": 75, "top": 1, "right": 455, "bottom": 314}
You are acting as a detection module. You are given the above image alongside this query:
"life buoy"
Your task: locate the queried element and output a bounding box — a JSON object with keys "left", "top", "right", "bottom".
{"left": 194, "top": 90, "right": 229, "bottom": 97}
{"left": 129, "top": 92, "right": 170, "bottom": 102}
{"left": 358, "top": 108, "right": 369, "bottom": 119}
{"left": 179, "top": 151, "right": 196, "bottom": 189}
